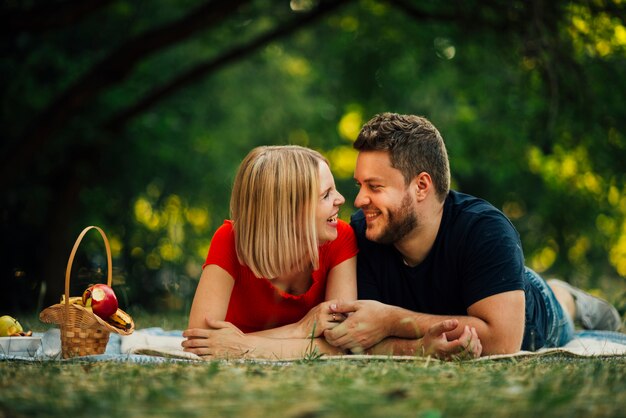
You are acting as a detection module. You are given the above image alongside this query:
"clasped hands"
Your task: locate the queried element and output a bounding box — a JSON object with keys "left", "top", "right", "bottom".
{"left": 182, "top": 300, "right": 482, "bottom": 360}
{"left": 323, "top": 300, "right": 483, "bottom": 360}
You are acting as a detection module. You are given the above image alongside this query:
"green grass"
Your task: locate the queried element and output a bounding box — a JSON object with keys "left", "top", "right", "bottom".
{"left": 5, "top": 309, "right": 626, "bottom": 418}
{"left": 1, "top": 356, "right": 625, "bottom": 418}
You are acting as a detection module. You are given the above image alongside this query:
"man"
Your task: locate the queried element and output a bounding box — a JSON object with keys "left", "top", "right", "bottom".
{"left": 325, "top": 113, "right": 622, "bottom": 359}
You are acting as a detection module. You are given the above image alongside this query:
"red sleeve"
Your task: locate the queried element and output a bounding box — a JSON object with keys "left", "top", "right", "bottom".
{"left": 324, "top": 219, "right": 358, "bottom": 268}
{"left": 203, "top": 220, "right": 240, "bottom": 279}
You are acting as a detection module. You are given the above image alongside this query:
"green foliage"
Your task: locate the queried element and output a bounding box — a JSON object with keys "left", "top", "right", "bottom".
{"left": 1, "top": 0, "right": 626, "bottom": 313}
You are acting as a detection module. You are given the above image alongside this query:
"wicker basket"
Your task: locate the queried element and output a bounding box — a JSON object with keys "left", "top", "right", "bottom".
{"left": 40, "top": 226, "right": 134, "bottom": 358}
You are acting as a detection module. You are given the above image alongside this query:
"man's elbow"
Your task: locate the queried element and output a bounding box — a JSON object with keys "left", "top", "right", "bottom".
{"left": 482, "top": 330, "right": 523, "bottom": 356}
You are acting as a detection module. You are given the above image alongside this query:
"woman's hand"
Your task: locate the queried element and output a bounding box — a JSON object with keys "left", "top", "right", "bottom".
{"left": 295, "top": 300, "right": 347, "bottom": 338}
{"left": 182, "top": 319, "right": 256, "bottom": 358}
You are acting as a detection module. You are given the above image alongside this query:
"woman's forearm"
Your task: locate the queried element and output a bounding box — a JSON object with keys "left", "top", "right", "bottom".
{"left": 242, "top": 335, "right": 346, "bottom": 360}
{"left": 248, "top": 323, "right": 306, "bottom": 339}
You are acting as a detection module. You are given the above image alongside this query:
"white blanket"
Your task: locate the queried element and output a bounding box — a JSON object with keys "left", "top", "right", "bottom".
{"left": 121, "top": 331, "right": 200, "bottom": 360}
{"left": 4, "top": 328, "right": 623, "bottom": 362}
{"left": 119, "top": 329, "right": 626, "bottom": 362}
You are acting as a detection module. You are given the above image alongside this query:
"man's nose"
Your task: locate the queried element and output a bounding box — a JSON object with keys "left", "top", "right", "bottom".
{"left": 354, "top": 188, "right": 369, "bottom": 208}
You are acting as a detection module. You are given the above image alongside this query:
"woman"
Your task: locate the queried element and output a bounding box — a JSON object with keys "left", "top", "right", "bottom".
{"left": 182, "top": 145, "right": 357, "bottom": 359}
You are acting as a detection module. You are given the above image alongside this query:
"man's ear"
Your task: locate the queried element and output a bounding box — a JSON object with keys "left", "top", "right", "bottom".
{"left": 413, "top": 172, "right": 432, "bottom": 201}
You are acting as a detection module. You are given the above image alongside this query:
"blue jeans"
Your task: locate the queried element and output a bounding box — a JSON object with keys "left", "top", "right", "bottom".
{"left": 575, "top": 330, "right": 626, "bottom": 344}
{"left": 524, "top": 268, "right": 575, "bottom": 349}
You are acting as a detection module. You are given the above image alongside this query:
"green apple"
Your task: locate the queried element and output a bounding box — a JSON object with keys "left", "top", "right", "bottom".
{"left": 0, "top": 315, "right": 23, "bottom": 337}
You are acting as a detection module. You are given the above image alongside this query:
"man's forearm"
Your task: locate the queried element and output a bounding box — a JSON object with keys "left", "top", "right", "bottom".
{"left": 366, "top": 337, "right": 424, "bottom": 356}
{"left": 382, "top": 305, "right": 519, "bottom": 355}
{"left": 326, "top": 298, "right": 522, "bottom": 355}
{"left": 383, "top": 305, "right": 454, "bottom": 338}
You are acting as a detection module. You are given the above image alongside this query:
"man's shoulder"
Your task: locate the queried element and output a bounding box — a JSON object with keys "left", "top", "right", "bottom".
{"left": 448, "top": 190, "right": 499, "bottom": 215}
{"left": 349, "top": 209, "right": 366, "bottom": 234}
{"left": 447, "top": 191, "right": 515, "bottom": 229}
{"left": 443, "top": 192, "right": 521, "bottom": 247}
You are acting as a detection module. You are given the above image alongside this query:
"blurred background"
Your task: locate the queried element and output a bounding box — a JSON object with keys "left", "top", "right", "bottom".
{"left": 2, "top": 0, "right": 625, "bottom": 319}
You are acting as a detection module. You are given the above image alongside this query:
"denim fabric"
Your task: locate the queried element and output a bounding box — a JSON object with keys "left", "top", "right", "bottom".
{"left": 524, "top": 268, "right": 575, "bottom": 349}
{"left": 575, "top": 330, "right": 626, "bottom": 345}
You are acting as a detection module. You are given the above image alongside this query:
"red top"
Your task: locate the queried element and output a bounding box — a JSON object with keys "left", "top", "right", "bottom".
{"left": 203, "top": 219, "right": 358, "bottom": 333}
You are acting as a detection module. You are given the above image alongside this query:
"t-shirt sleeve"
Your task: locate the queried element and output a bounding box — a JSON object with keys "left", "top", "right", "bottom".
{"left": 350, "top": 210, "right": 382, "bottom": 300}
{"left": 325, "top": 220, "right": 358, "bottom": 268}
{"left": 203, "top": 221, "right": 240, "bottom": 279}
{"left": 460, "top": 213, "right": 525, "bottom": 308}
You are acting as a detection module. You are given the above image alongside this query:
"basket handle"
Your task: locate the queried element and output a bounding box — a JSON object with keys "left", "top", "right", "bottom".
{"left": 64, "top": 226, "right": 113, "bottom": 313}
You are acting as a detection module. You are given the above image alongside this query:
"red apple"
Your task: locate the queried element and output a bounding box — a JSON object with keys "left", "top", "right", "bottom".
{"left": 82, "top": 284, "right": 118, "bottom": 319}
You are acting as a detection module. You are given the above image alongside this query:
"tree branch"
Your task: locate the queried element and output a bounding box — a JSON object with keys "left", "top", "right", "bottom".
{"left": 386, "top": 0, "right": 527, "bottom": 32}
{"left": 0, "top": 0, "right": 115, "bottom": 38}
{"left": 1, "top": 0, "right": 251, "bottom": 186}
{"left": 105, "top": 0, "right": 354, "bottom": 131}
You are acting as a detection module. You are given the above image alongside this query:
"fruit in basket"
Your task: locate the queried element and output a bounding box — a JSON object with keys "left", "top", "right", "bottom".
{"left": 61, "top": 295, "right": 85, "bottom": 305}
{"left": 107, "top": 310, "right": 133, "bottom": 331}
{"left": 82, "top": 284, "right": 118, "bottom": 319}
{"left": 55, "top": 288, "right": 133, "bottom": 332}
{"left": 0, "top": 315, "right": 23, "bottom": 337}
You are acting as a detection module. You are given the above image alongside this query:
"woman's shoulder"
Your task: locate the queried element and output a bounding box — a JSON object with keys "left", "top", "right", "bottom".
{"left": 337, "top": 218, "right": 351, "bottom": 231}
{"left": 215, "top": 219, "right": 234, "bottom": 232}
{"left": 204, "top": 220, "right": 240, "bottom": 271}
{"left": 336, "top": 219, "right": 356, "bottom": 239}
{"left": 325, "top": 219, "right": 357, "bottom": 254}
{"left": 211, "top": 220, "right": 235, "bottom": 243}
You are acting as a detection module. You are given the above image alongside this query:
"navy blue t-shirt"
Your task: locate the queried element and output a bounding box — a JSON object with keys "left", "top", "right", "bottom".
{"left": 351, "top": 190, "right": 547, "bottom": 351}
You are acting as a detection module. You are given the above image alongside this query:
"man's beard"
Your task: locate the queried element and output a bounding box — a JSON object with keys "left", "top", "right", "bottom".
{"left": 367, "top": 192, "right": 417, "bottom": 244}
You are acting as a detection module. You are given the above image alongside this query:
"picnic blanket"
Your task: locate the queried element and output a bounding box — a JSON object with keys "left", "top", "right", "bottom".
{"left": 2, "top": 328, "right": 626, "bottom": 362}
{"left": 0, "top": 328, "right": 193, "bottom": 363}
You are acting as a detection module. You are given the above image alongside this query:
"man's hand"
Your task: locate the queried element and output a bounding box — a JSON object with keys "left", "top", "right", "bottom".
{"left": 421, "top": 319, "right": 482, "bottom": 360}
{"left": 323, "top": 300, "right": 392, "bottom": 353}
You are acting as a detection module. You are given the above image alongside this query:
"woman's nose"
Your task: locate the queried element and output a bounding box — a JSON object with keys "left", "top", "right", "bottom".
{"left": 335, "top": 191, "right": 345, "bottom": 206}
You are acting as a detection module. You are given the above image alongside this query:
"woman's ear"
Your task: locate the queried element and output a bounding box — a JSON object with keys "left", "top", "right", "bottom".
{"left": 413, "top": 172, "right": 432, "bottom": 201}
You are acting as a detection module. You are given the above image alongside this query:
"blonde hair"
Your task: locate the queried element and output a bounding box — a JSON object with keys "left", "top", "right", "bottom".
{"left": 230, "top": 145, "right": 328, "bottom": 279}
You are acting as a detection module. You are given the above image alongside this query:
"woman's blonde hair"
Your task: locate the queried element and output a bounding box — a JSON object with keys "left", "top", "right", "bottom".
{"left": 230, "top": 145, "right": 328, "bottom": 279}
